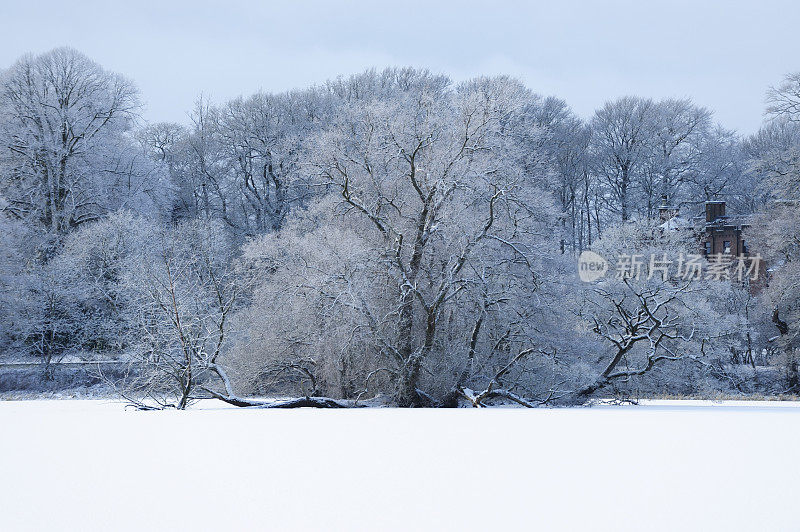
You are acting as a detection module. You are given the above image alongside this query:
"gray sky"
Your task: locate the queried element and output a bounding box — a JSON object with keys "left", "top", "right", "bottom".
{"left": 2, "top": 0, "right": 797, "bottom": 134}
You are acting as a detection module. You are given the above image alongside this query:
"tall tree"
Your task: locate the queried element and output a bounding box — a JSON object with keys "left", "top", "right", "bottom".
{"left": 286, "top": 72, "right": 557, "bottom": 406}
{"left": 0, "top": 48, "right": 139, "bottom": 237}
{"left": 589, "top": 96, "right": 655, "bottom": 222}
{"left": 642, "top": 98, "right": 711, "bottom": 214}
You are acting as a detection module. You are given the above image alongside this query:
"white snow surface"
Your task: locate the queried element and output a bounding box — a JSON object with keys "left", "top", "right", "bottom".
{"left": 1, "top": 399, "right": 799, "bottom": 531}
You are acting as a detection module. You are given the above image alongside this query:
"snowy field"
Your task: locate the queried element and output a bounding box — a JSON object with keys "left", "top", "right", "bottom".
{"left": 2, "top": 400, "right": 799, "bottom": 531}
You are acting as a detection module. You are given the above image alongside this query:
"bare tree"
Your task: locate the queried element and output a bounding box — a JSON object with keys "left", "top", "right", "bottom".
{"left": 0, "top": 48, "right": 139, "bottom": 237}
{"left": 767, "top": 72, "right": 800, "bottom": 122}
{"left": 589, "top": 97, "right": 655, "bottom": 222}
{"left": 120, "top": 221, "right": 237, "bottom": 409}
{"left": 574, "top": 278, "right": 697, "bottom": 400}
{"left": 642, "top": 99, "right": 711, "bottom": 215}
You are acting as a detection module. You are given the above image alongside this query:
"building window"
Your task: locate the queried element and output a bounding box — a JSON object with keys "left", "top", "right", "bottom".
{"left": 742, "top": 240, "right": 748, "bottom": 254}
{"left": 704, "top": 241, "right": 712, "bottom": 255}
{"left": 723, "top": 240, "right": 731, "bottom": 254}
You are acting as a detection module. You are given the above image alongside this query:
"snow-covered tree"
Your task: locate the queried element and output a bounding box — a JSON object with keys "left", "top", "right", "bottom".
{"left": 232, "top": 71, "right": 563, "bottom": 406}
{"left": 589, "top": 97, "right": 656, "bottom": 223}
{"left": 745, "top": 74, "right": 800, "bottom": 389}
{"left": 120, "top": 220, "right": 238, "bottom": 409}
{"left": 0, "top": 48, "right": 143, "bottom": 239}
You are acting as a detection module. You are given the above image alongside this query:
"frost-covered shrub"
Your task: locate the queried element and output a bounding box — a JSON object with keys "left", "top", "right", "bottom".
{"left": 233, "top": 211, "right": 394, "bottom": 398}
{"left": 44, "top": 211, "right": 156, "bottom": 354}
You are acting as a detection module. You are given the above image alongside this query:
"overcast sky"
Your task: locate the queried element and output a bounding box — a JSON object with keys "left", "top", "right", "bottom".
{"left": 1, "top": 0, "right": 797, "bottom": 134}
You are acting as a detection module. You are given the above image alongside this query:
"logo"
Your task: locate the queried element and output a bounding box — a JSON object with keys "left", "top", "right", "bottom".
{"left": 578, "top": 251, "right": 608, "bottom": 282}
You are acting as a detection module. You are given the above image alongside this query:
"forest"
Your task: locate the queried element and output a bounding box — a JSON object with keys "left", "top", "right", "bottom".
{"left": 1, "top": 47, "right": 798, "bottom": 408}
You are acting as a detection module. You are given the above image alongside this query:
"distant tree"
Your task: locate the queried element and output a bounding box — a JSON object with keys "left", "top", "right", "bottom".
{"left": 685, "top": 127, "right": 750, "bottom": 207}
{"left": 214, "top": 90, "right": 327, "bottom": 234}
{"left": 766, "top": 72, "right": 800, "bottom": 122}
{"left": 589, "top": 97, "right": 655, "bottom": 222}
{"left": 525, "top": 97, "right": 592, "bottom": 253}
{"left": 641, "top": 99, "right": 712, "bottom": 214}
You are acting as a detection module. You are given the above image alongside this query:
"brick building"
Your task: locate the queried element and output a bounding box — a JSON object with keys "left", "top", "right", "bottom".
{"left": 700, "top": 200, "right": 749, "bottom": 257}
{"left": 657, "top": 197, "right": 765, "bottom": 289}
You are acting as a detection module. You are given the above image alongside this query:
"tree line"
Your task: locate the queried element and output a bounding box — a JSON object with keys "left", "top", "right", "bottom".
{"left": 0, "top": 47, "right": 798, "bottom": 407}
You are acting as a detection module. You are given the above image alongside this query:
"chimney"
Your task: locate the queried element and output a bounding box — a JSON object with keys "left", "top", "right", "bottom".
{"left": 659, "top": 194, "right": 677, "bottom": 222}
{"left": 705, "top": 201, "right": 725, "bottom": 222}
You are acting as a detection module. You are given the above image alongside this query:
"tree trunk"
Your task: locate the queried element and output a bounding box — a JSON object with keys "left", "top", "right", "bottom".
{"left": 396, "top": 361, "right": 424, "bottom": 407}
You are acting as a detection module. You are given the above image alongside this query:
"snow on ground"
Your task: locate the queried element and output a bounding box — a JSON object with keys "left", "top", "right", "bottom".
{"left": 1, "top": 400, "right": 799, "bottom": 532}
